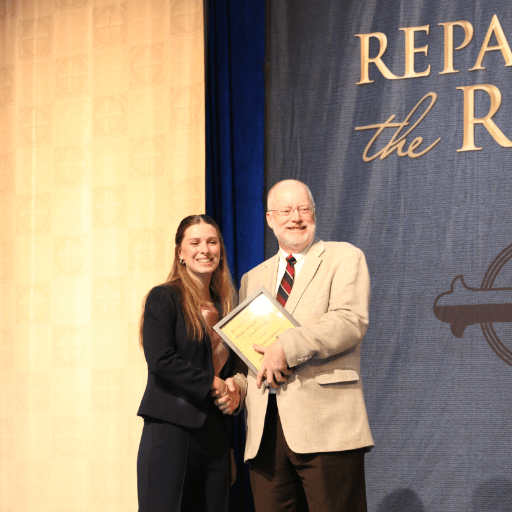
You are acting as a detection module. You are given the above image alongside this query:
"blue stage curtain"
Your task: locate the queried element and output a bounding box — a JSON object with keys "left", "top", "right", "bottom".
{"left": 205, "top": 0, "right": 265, "bottom": 286}
{"left": 205, "top": 2, "right": 265, "bottom": 511}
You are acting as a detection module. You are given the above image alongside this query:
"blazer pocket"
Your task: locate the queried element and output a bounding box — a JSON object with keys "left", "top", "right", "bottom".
{"left": 315, "top": 369, "right": 359, "bottom": 385}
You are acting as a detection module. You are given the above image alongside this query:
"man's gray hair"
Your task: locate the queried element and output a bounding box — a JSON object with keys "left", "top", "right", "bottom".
{"left": 266, "top": 179, "right": 316, "bottom": 211}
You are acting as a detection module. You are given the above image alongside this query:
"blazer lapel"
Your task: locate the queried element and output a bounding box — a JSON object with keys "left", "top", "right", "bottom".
{"left": 261, "top": 253, "right": 279, "bottom": 297}
{"left": 286, "top": 239, "right": 325, "bottom": 314}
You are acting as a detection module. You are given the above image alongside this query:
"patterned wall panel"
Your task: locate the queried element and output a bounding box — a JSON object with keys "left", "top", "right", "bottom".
{"left": 0, "top": 0, "right": 205, "bottom": 509}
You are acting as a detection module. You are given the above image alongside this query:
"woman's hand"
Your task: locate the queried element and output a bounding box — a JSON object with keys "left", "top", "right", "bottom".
{"left": 210, "top": 377, "right": 240, "bottom": 415}
{"left": 210, "top": 376, "right": 227, "bottom": 398}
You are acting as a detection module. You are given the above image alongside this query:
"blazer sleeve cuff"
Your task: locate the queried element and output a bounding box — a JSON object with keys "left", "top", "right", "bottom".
{"left": 231, "top": 373, "right": 247, "bottom": 414}
{"left": 279, "top": 328, "right": 314, "bottom": 368}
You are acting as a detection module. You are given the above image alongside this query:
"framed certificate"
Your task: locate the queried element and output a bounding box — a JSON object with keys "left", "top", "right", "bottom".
{"left": 213, "top": 286, "right": 300, "bottom": 374}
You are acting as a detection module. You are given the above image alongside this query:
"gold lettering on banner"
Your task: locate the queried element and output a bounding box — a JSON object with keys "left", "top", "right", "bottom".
{"left": 470, "top": 14, "right": 512, "bottom": 70}
{"left": 456, "top": 84, "right": 512, "bottom": 152}
{"left": 355, "top": 32, "right": 402, "bottom": 84}
{"left": 355, "top": 15, "right": 512, "bottom": 158}
{"left": 355, "top": 93, "right": 441, "bottom": 161}
{"left": 400, "top": 25, "right": 431, "bottom": 78}
{"left": 439, "top": 21, "right": 473, "bottom": 74}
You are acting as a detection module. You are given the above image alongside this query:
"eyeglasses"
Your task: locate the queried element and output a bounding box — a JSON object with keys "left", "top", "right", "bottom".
{"left": 267, "top": 206, "right": 314, "bottom": 218}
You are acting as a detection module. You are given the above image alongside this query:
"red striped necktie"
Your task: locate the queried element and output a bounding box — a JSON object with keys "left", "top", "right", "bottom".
{"left": 277, "top": 255, "right": 296, "bottom": 307}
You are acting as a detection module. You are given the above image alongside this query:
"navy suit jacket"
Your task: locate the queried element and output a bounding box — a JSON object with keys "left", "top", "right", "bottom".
{"left": 137, "top": 285, "right": 239, "bottom": 429}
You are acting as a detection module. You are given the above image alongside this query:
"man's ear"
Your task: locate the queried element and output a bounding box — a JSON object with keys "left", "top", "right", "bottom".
{"left": 266, "top": 211, "right": 274, "bottom": 229}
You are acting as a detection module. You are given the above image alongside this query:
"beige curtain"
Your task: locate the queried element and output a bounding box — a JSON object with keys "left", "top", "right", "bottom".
{"left": 0, "top": 0, "right": 205, "bottom": 508}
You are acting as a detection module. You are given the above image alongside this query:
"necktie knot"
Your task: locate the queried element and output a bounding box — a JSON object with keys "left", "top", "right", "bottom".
{"left": 286, "top": 255, "right": 296, "bottom": 266}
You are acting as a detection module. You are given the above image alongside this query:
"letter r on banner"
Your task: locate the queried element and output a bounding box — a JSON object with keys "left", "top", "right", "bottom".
{"left": 457, "top": 84, "right": 512, "bottom": 152}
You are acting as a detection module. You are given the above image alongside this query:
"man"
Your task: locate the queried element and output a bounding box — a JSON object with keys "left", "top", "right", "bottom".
{"left": 239, "top": 179, "right": 373, "bottom": 512}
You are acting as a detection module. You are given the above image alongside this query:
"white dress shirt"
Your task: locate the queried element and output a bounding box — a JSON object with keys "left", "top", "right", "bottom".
{"left": 274, "top": 241, "right": 314, "bottom": 296}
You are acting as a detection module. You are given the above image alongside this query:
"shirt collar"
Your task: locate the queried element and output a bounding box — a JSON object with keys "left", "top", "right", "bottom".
{"left": 278, "top": 238, "right": 315, "bottom": 264}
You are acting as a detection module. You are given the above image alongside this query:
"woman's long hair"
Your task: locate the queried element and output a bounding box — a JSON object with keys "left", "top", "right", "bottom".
{"left": 139, "top": 215, "right": 236, "bottom": 346}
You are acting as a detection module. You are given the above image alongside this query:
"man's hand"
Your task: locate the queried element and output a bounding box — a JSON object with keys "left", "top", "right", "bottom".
{"left": 253, "top": 338, "right": 292, "bottom": 389}
{"left": 210, "top": 377, "right": 240, "bottom": 415}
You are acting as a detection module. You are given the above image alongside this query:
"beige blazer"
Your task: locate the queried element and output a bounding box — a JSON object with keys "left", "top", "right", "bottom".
{"left": 240, "top": 239, "right": 374, "bottom": 461}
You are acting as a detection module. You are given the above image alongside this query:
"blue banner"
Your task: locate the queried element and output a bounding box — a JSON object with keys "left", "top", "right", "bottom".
{"left": 266, "top": 1, "right": 512, "bottom": 510}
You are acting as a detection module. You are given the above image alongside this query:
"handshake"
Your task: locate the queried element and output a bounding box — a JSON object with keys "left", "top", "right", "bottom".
{"left": 210, "top": 376, "right": 241, "bottom": 415}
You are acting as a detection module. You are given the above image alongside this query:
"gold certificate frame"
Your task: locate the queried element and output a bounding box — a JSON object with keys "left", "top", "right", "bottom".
{"left": 213, "top": 286, "right": 300, "bottom": 374}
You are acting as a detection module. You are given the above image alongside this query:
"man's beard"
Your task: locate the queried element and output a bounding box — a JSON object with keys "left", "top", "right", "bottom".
{"left": 275, "top": 226, "right": 315, "bottom": 252}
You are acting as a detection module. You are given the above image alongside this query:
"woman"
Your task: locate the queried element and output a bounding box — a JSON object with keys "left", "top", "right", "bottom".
{"left": 137, "top": 215, "right": 245, "bottom": 512}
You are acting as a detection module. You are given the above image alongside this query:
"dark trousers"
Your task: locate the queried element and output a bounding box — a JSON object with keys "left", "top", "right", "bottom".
{"left": 137, "top": 411, "right": 230, "bottom": 512}
{"left": 249, "top": 395, "right": 368, "bottom": 512}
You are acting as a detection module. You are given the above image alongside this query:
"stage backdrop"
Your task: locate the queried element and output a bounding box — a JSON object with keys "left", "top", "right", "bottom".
{"left": 266, "top": 1, "right": 512, "bottom": 511}
{"left": 0, "top": 0, "right": 205, "bottom": 510}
